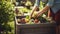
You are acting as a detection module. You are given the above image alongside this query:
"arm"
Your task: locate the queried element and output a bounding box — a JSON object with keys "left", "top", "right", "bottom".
{"left": 30, "top": 0, "right": 40, "bottom": 17}
{"left": 37, "top": 0, "right": 54, "bottom": 17}
{"left": 30, "top": 6, "right": 39, "bottom": 16}
{"left": 37, "top": 5, "right": 50, "bottom": 17}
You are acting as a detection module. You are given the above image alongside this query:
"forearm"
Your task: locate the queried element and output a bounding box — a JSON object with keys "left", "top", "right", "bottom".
{"left": 30, "top": 6, "right": 38, "bottom": 16}
{"left": 37, "top": 5, "right": 50, "bottom": 16}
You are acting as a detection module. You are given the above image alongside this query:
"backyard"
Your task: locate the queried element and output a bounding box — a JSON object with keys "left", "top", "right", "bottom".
{"left": 0, "top": 0, "right": 56, "bottom": 34}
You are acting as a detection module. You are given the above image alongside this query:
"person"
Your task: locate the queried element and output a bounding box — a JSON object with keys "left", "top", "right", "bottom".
{"left": 30, "top": 0, "right": 60, "bottom": 34}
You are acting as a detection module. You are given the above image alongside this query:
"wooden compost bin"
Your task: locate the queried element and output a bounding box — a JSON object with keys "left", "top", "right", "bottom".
{"left": 15, "top": 16, "right": 56, "bottom": 34}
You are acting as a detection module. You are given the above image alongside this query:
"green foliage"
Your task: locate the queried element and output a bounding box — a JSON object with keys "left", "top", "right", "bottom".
{"left": 39, "top": 1, "right": 45, "bottom": 10}
{"left": 0, "top": 0, "right": 14, "bottom": 33}
{"left": 19, "top": 7, "right": 31, "bottom": 13}
{"left": 25, "top": 0, "right": 32, "bottom": 6}
{"left": 0, "top": 1, "right": 14, "bottom": 23}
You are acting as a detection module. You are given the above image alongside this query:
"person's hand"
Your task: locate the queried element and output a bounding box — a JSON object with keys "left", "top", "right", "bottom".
{"left": 36, "top": 11, "right": 43, "bottom": 17}
{"left": 31, "top": 11, "right": 39, "bottom": 18}
{"left": 32, "top": 13, "right": 38, "bottom": 18}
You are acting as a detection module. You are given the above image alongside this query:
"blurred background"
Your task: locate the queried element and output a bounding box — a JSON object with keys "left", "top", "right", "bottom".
{"left": 0, "top": 0, "right": 47, "bottom": 34}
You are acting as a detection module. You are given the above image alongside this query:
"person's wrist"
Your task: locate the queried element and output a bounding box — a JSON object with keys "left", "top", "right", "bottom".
{"left": 37, "top": 11, "right": 43, "bottom": 17}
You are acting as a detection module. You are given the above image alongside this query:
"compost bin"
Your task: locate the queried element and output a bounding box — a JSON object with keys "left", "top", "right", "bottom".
{"left": 14, "top": 16, "right": 56, "bottom": 34}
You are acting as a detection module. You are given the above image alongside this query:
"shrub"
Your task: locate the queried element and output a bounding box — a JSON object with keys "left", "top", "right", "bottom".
{"left": 0, "top": 0, "right": 14, "bottom": 34}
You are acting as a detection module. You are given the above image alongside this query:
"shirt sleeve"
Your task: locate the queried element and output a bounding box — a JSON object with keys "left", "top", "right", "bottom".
{"left": 46, "top": 0, "right": 54, "bottom": 7}
{"left": 34, "top": 0, "right": 40, "bottom": 7}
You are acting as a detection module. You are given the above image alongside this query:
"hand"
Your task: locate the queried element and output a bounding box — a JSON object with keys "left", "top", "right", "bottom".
{"left": 36, "top": 11, "right": 43, "bottom": 17}
{"left": 31, "top": 12, "right": 39, "bottom": 18}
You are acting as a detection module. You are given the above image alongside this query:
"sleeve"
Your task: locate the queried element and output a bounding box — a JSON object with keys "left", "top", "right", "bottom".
{"left": 34, "top": 0, "right": 40, "bottom": 7}
{"left": 46, "top": 0, "right": 54, "bottom": 7}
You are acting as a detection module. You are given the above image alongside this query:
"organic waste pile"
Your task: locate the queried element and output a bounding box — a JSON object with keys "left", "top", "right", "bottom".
{"left": 17, "top": 17, "right": 41, "bottom": 24}
{"left": 17, "top": 12, "right": 55, "bottom": 24}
